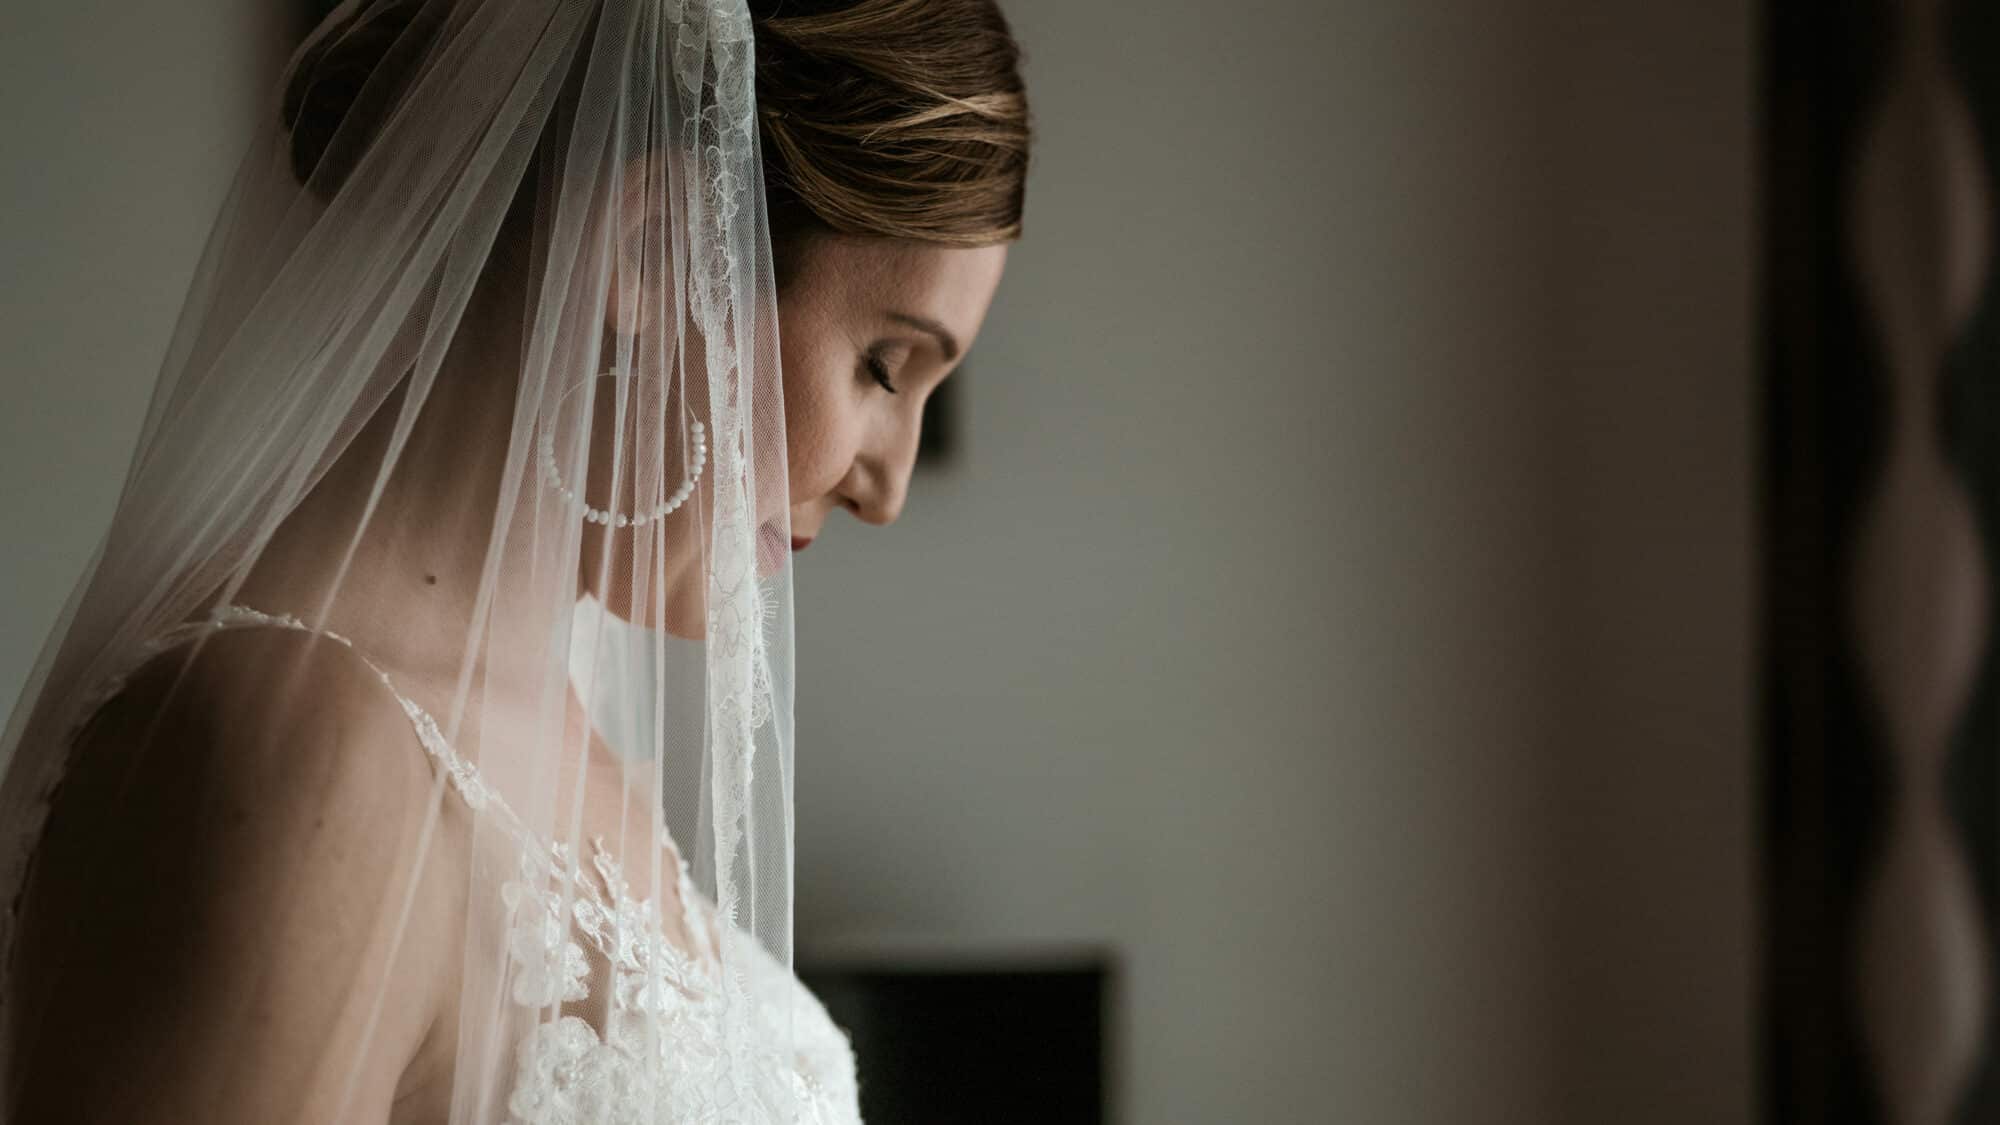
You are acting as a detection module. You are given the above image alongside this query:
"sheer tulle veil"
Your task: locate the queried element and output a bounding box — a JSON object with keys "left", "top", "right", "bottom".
{"left": 0, "top": 0, "right": 809, "bottom": 1118}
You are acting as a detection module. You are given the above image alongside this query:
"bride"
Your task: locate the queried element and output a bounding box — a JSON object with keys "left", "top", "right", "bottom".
{"left": 0, "top": 0, "right": 1027, "bottom": 1120}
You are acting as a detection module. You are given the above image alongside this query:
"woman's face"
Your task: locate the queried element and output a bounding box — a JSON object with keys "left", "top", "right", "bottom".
{"left": 774, "top": 236, "right": 1009, "bottom": 553}
{"left": 581, "top": 234, "right": 1007, "bottom": 632}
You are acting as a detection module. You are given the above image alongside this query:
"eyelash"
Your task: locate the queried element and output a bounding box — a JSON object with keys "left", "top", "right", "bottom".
{"left": 865, "top": 352, "right": 899, "bottom": 394}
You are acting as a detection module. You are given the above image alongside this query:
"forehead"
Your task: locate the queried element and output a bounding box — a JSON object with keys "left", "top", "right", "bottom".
{"left": 789, "top": 236, "right": 1009, "bottom": 344}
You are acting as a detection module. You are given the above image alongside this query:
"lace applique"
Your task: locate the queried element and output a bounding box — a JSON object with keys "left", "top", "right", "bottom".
{"left": 677, "top": 0, "right": 775, "bottom": 937}
{"left": 502, "top": 873, "right": 592, "bottom": 1009}
{"left": 499, "top": 837, "right": 859, "bottom": 1125}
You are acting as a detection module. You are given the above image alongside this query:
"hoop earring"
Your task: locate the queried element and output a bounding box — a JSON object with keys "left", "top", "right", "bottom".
{"left": 539, "top": 368, "right": 706, "bottom": 529}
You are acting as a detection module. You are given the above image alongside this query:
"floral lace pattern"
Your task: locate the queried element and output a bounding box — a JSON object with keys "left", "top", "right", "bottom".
{"left": 679, "top": 0, "right": 769, "bottom": 937}
{"left": 499, "top": 836, "right": 858, "bottom": 1125}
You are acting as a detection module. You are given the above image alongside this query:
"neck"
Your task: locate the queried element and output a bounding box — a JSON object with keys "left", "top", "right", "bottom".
{"left": 232, "top": 254, "right": 560, "bottom": 724}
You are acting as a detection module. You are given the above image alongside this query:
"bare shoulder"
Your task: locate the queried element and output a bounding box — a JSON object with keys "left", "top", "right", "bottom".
{"left": 7, "top": 625, "right": 463, "bottom": 1123}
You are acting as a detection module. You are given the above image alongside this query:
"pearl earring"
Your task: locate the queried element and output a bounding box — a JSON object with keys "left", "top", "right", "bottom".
{"left": 539, "top": 370, "right": 706, "bottom": 529}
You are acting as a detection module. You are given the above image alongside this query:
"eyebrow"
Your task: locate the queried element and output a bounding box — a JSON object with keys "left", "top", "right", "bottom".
{"left": 885, "top": 312, "right": 960, "bottom": 362}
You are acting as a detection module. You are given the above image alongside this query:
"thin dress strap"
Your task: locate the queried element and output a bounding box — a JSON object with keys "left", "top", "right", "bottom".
{"left": 79, "top": 603, "right": 720, "bottom": 975}
{"left": 134, "top": 605, "right": 534, "bottom": 842}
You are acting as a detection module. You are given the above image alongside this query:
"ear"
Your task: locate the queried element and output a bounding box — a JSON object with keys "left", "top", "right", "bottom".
{"left": 603, "top": 153, "right": 669, "bottom": 338}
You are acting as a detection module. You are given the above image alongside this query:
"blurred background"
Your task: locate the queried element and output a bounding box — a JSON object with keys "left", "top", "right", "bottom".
{"left": 0, "top": 0, "right": 1756, "bottom": 1121}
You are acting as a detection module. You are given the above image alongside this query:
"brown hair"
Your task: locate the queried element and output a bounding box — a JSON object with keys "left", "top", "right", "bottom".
{"left": 750, "top": 0, "right": 1030, "bottom": 250}
{"left": 284, "top": 0, "right": 1031, "bottom": 268}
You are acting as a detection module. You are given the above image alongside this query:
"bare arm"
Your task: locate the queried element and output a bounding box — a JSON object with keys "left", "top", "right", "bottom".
{"left": 7, "top": 629, "right": 457, "bottom": 1123}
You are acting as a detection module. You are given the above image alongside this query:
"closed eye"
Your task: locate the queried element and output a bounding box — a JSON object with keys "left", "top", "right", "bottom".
{"left": 865, "top": 351, "right": 899, "bottom": 394}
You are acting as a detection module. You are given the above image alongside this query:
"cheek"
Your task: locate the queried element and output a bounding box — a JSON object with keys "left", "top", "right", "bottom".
{"left": 780, "top": 355, "right": 858, "bottom": 506}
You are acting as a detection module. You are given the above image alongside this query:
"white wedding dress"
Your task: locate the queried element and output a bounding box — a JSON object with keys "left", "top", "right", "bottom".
{"left": 81, "top": 606, "right": 861, "bottom": 1125}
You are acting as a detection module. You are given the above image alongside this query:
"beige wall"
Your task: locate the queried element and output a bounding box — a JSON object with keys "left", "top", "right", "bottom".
{"left": 0, "top": 1, "right": 1753, "bottom": 1121}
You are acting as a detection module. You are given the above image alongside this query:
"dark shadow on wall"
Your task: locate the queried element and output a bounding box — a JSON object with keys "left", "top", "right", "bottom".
{"left": 1763, "top": 1, "right": 2000, "bottom": 1121}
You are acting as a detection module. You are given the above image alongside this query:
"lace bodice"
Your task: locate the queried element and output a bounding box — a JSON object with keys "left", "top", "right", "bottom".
{"left": 101, "top": 606, "right": 861, "bottom": 1125}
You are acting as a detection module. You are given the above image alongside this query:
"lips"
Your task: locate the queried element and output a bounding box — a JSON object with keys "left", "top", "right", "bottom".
{"left": 791, "top": 536, "right": 813, "bottom": 552}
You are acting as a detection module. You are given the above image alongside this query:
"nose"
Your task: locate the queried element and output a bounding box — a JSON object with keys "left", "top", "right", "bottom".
{"left": 847, "top": 459, "right": 910, "bottom": 527}
{"left": 845, "top": 419, "right": 919, "bottom": 527}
